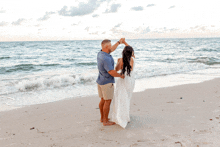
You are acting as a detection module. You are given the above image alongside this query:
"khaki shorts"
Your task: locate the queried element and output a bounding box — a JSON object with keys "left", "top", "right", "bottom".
{"left": 97, "top": 83, "right": 114, "bottom": 100}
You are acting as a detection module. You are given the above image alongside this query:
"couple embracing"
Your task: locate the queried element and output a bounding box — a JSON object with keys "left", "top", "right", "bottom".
{"left": 96, "top": 38, "right": 135, "bottom": 129}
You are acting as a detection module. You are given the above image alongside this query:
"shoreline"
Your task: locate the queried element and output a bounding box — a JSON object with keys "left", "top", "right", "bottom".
{"left": 1, "top": 71, "right": 220, "bottom": 112}
{"left": 1, "top": 77, "right": 220, "bottom": 146}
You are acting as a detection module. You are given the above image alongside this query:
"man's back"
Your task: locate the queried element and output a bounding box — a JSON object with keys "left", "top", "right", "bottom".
{"left": 96, "top": 50, "right": 115, "bottom": 85}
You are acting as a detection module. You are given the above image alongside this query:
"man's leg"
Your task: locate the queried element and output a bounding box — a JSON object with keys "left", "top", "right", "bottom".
{"left": 97, "top": 84, "right": 106, "bottom": 122}
{"left": 103, "top": 99, "right": 115, "bottom": 126}
{"left": 99, "top": 98, "right": 105, "bottom": 122}
{"left": 99, "top": 98, "right": 110, "bottom": 122}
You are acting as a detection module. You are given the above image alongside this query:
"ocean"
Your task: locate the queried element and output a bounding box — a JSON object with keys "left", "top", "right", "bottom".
{"left": 1, "top": 38, "right": 220, "bottom": 111}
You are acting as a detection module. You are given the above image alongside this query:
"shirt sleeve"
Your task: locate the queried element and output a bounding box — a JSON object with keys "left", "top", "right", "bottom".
{"left": 103, "top": 58, "right": 114, "bottom": 72}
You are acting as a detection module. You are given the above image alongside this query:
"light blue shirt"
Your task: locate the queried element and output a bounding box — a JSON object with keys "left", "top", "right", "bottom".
{"left": 96, "top": 50, "right": 115, "bottom": 85}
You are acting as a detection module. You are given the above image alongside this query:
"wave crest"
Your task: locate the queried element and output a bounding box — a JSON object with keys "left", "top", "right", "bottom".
{"left": 16, "top": 74, "right": 97, "bottom": 92}
{"left": 189, "top": 57, "right": 220, "bottom": 65}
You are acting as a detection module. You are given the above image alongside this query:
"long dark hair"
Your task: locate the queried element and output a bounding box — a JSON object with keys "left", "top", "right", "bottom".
{"left": 121, "top": 46, "right": 134, "bottom": 76}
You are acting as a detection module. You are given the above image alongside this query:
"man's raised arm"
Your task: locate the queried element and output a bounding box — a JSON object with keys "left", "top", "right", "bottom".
{"left": 110, "top": 38, "right": 124, "bottom": 53}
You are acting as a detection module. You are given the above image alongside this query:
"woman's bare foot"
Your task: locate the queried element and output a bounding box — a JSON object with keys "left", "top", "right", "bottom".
{"left": 100, "top": 118, "right": 110, "bottom": 122}
{"left": 103, "top": 121, "right": 116, "bottom": 126}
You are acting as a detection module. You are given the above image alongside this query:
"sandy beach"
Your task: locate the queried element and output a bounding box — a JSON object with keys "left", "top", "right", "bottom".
{"left": 1, "top": 78, "right": 220, "bottom": 147}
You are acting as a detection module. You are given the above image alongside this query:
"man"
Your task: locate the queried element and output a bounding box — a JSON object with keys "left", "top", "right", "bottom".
{"left": 96, "top": 38, "right": 125, "bottom": 126}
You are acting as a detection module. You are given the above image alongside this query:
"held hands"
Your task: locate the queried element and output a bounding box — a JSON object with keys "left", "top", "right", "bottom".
{"left": 120, "top": 74, "right": 125, "bottom": 79}
{"left": 121, "top": 38, "right": 125, "bottom": 44}
{"left": 119, "top": 38, "right": 127, "bottom": 45}
{"left": 119, "top": 38, "right": 124, "bottom": 44}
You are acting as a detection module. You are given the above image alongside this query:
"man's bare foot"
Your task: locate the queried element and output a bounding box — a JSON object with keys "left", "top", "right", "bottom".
{"left": 103, "top": 121, "right": 116, "bottom": 126}
{"left": 100, "top": 118, "right": 110, "bottom": 122}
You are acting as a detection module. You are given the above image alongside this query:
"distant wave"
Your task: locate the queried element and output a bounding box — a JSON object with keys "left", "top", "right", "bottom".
{"left": 64, "top": 58, "right": 76, "bottom": 61}
{"left": 160, "top": 57, "right": 177, "bottom": 62}
{"left": 189, "top": 57, "right": 220, "bottom": 65}
{"left": 199, "top": 48, "right": 218, "bottom": 52}
{"left": 19, "top": 42, "right": 25, "bottom": 46}
{"left": 0, "top": 45, "right": 10, "bottom": 49}
{"left": 0, "top": 56, "right": 10, "bottom": 60}
{"left": 26, "top": 44, "right": 39, "bottom": 48}
{"left": 2, "top": 64, "right": 35, "bottom": 73}
{"left": 38, "top": 63, "right": 60, "bottom": 67}
{"left": 0, "top": 63, "right": 61, "bottom": 74}
{"left": 76, "top": 62, "right": 97, "bottom": 66}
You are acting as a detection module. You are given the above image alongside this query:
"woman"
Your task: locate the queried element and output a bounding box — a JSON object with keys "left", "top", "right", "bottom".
{"left": 111, "top": 40, "right": 135, "bottom": 129}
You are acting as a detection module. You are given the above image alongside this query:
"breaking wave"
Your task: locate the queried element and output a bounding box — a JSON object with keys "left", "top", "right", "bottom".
{"left": 15, "top": 74, "right": 97, "bottom": 92}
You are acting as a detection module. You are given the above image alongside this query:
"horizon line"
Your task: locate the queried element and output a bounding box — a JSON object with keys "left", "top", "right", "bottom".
{"left": 1, "top": 36, "right": 220, "bottom": 43}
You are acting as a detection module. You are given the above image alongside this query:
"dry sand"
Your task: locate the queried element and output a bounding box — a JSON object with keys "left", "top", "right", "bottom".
{"left": 1, "top": 78, "right": 220, "bottom": 147}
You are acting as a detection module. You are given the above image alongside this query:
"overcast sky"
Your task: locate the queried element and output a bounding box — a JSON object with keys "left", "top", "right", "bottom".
{"left": 0, "top": 0, "right": 220, "bottom": 41}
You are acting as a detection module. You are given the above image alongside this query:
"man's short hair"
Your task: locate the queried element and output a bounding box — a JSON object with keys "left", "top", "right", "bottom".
{"left": 101, "top": 39, "right": 111, "bottom": 46}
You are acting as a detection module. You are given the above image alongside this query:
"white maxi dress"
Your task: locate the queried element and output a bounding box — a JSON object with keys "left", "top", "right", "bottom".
{"left": 111, "top": 57, "right": 135, "bottom": 129}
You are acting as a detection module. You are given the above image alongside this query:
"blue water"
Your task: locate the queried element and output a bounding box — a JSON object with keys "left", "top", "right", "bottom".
{"left": 1, "top": 38, "right": 220, "bottom": 111}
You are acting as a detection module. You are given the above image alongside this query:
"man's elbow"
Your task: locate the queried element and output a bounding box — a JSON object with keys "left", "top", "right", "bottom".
{"left": 108, "top": 70, "right": 115, "bottom": 76}
{"left": 115, "top": 68, "right": 119, "bottom": 72}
